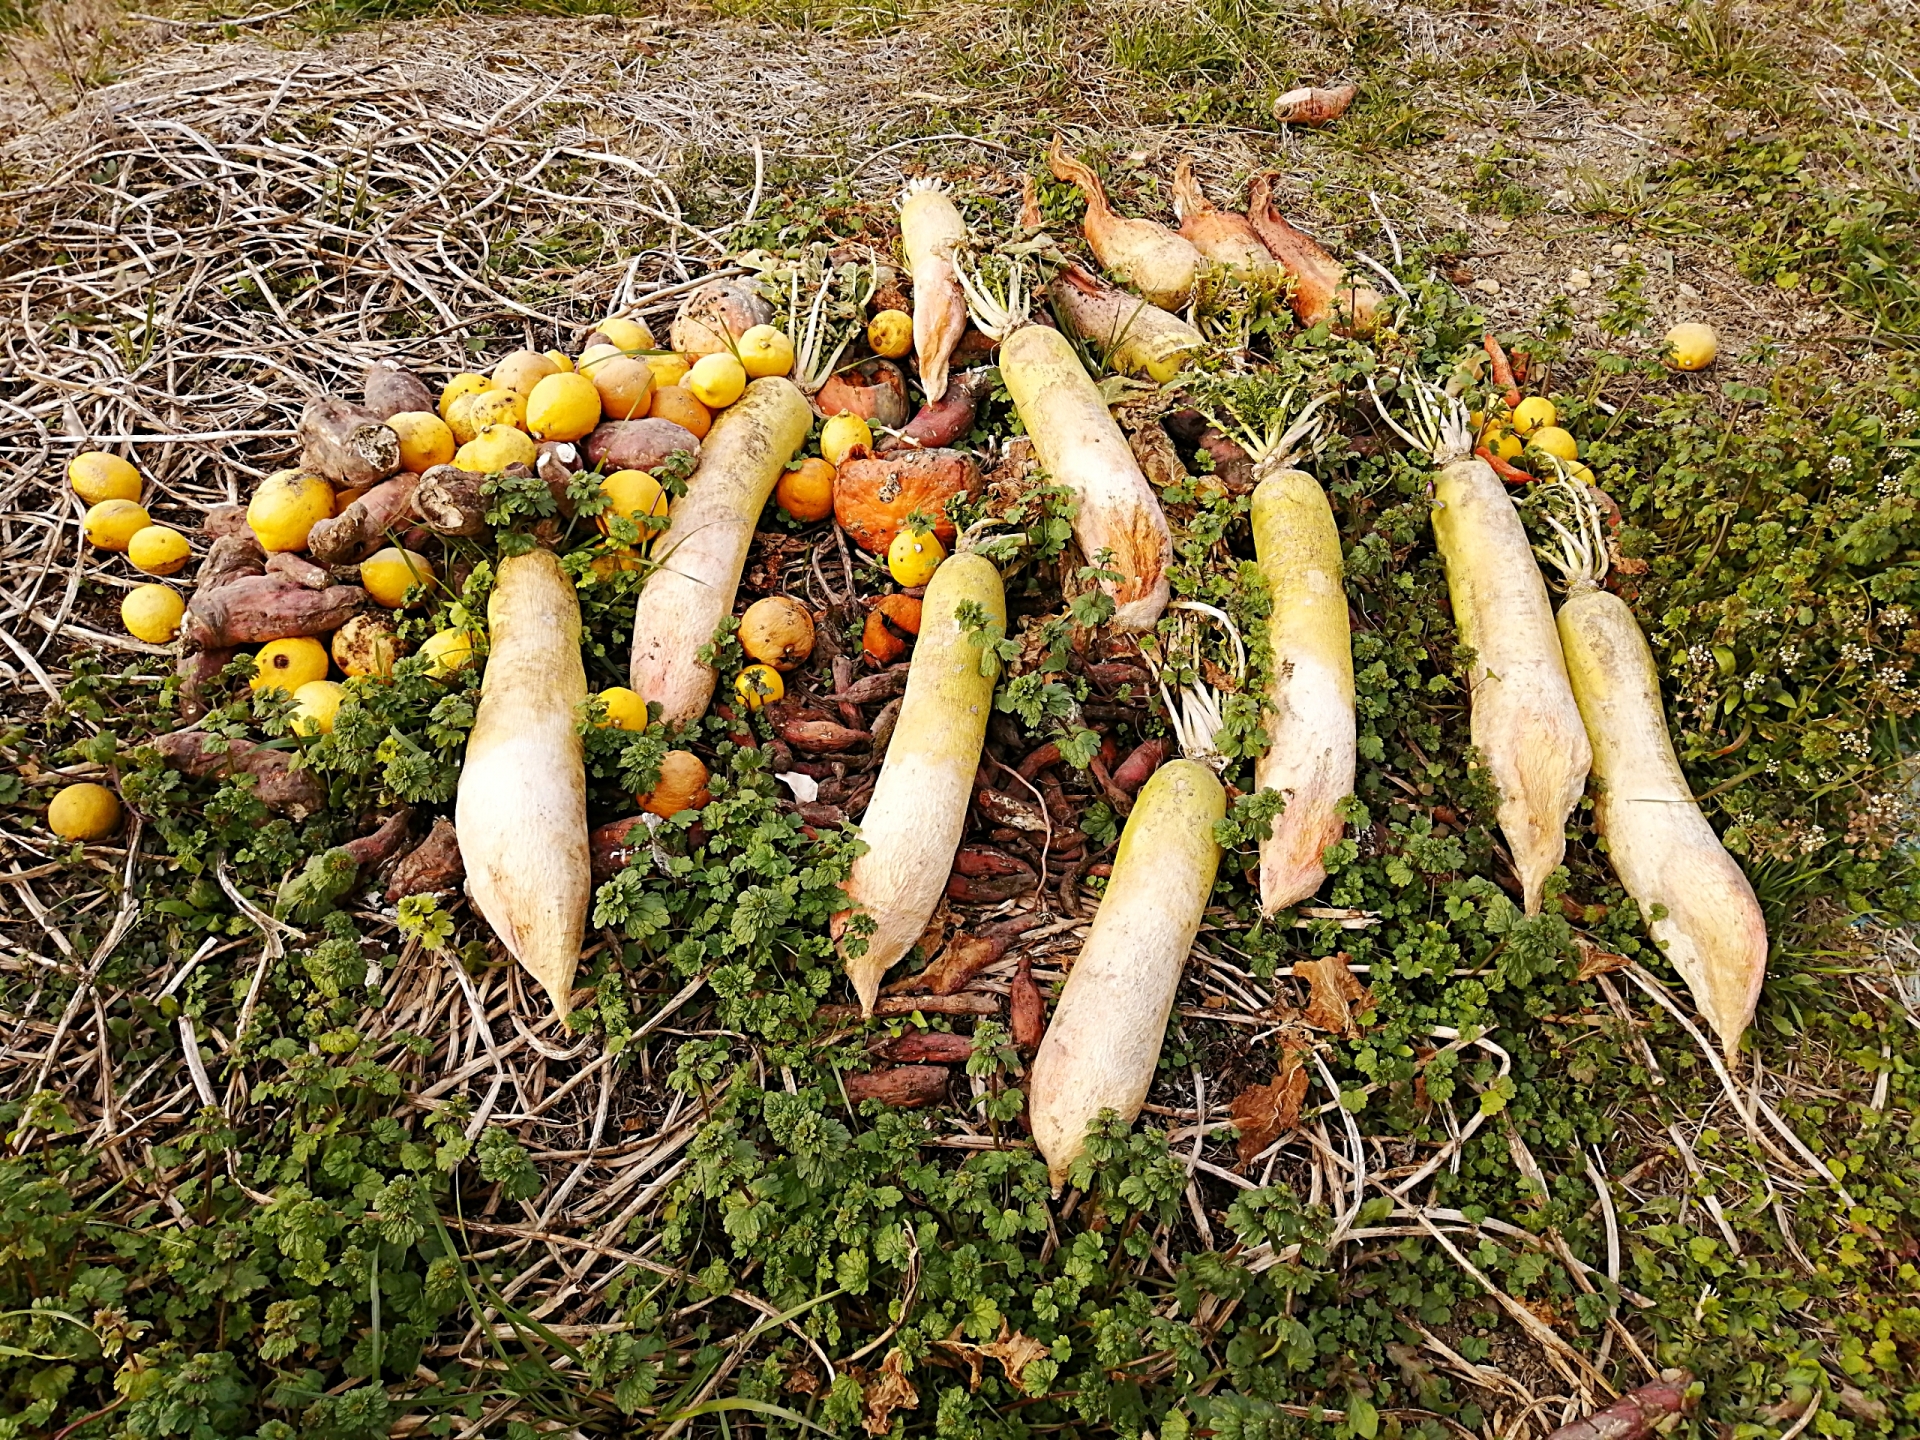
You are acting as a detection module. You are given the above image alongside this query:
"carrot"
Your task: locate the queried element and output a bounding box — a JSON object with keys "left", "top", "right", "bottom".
{"left": 1540, "top": 476, "right": 1766, "bottom": 1060}
{"left": 1048, "top": 136, "right": 1202, "bottom": 309}
{"left": 1375, "top": 379, "right": 1590, "bottom": 914}
{"left": 999, "top": 324, "right": 1172, "bottom": 632}
{"left": 1484, "top": 333, "right": 1523, "bottom": 409}
{"left": 1246, "top": 176, "right": 1382, "bottom": 336}
{"left": 899, "top": 180, "right": 970, "bottom": 404}
{"left": 1170, "top": 157, "right": 1275, "bottom": 271}
{"left": 1047, "top": 263, "right": 1204, "bottom": 383}
{"left": 837, "top": 551, "right": 1005, "bottom": 1014}
{"left": 628, "top": 377, "right": 813, "bottom": 725}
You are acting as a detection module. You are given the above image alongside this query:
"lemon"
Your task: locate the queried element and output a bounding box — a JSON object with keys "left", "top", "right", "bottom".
{"left": 252, "top": 636, "right": 330, "bottom": 696}
{"left": 544, "top": 350, "right": 575, "bottom": 373}
{"left": 1511, "top": 396, "right": 1556, "bottom": 437}
{"left": 247, "top": 470, "right": 334, "bottom": 552}
{"left": 47, "top": 782, "right": 121, "bottom": 841}
{"left": 122, "top": 583, "right": 184, "bottom": 643}
{"left": 597, "top": 685, "right": 649, "bottom": 730}
{"left": 597, "top": 469, "right": 668, "bottom": 542}
{"left": 820, "top": 412, "right": 872, "bottom": 466}
{"left": 590, "top": 547, "right": 646, "bottom": 577}
{"left": 454, "top": 425, "right": 538, "bottom": 474}
{"left": 83, "top": 499, "right": 151, "bottom": 552}
{"left": 127, "top": 525, "right": 191, "bottom": 576}
{"left": 389, "top": 411, "right": 455, "bottom": 473}
{"left": 68, "top": 451, "right": 142, "bottom": 505}
{"left": 1528, "top": 426, "right": 1579, "bottom": 463}
{"left": 1665, "top": 322, "right": 1717, "bottom": 371}
{"left": 867, "top": 309, "right": 913, "bottom": 359}
{"left": 596, "top": 317, "right": 655, "bottom": 353}
{"left": 588, "top": 357, "right": 655, "bottom": 423}
{"left": 438, "top": 372, "right": 491, "bottom": 420}
{"left": 575, "top": 343, "right": 623, "bottom": 377}
{"left": 1568, "top": 461, "right": 1597, "bottom": 486}
{"left": 332, "top": 614, "right": 398, "bottom": 678}
{"left": 1480, "top": 424, "right": 1524, "bottom": 461}
{"left": 360, "top": 547, "right": 438, "bottom": 608}
{"left": 419, "top": 627, "right": 476, "bottom": 677}
{"left": 888, "top": 529, "right": 944, "bottom": 586}
{"left": 468, "top": 387, "right": 527, "bottom": 433}
{"left": 492, "top": 349, "right": 560, "bottom": 397}
{"left": 527, "top": 372, "right": 603, "bottom": 441}
{"left": 734, "top": 663, "right": 784, "bottom": 711}
{"left": 686, "top": 352, "right": 747, "bottom": 409}
{"left": 446, "top": 391, "right": 484, "bottom": 447}
{"left": 645, "top": 352, "right": 692, "bottom": 389}
{"left": 736, "top": 325, "right": 794, "bottom": 379}
{"left": 291, "top": 679, "right": 345, "bottom": 735}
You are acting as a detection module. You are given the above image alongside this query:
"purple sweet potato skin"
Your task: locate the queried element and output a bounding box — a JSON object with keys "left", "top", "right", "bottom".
{"left": 584, "top": 419, "right": 701, "bottom": 473}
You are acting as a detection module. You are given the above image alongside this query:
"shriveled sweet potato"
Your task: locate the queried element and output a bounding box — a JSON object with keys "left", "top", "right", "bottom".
{"left": 361, "top": 362, "right": 435, "bottom": 420}
{"left": 833, "top": 448, "right": 982, "bottom": 555}
{"left": 184, "top": 574, "right": 366, "bottom": 648}
{"left": 386, "top": 817, "right": 464, "bottom": 902}
{"left": 264, "top": 552, "right": 331, "bottom": 590}
{"left": 153, "top": 731, "right": 326, "bottom": 818}
{"left": 196, "top": 532, "right": 266, "bottom": 590}
{"left": 298, "top": 398, "right": 402, "bottom": 488}
{"left": 844, "top": 1065, "right": 950, "bottom": 1108}
{"left": 202, "top": 504, "right": 251, "bottom": 540}
{"left": 177, "top": 647, "right": 236, "bottom": 723}
{"left": 584, "top": 418, "right": 701, "bottom": 474}
{"left": 307, "top": 472, "right": 421, "bottom": 564}
{"left": 878, "top": 369, "right": 993, "bottom": 454}
{"left": 874, "top": 1032, "right": 976, "bottom": 1064}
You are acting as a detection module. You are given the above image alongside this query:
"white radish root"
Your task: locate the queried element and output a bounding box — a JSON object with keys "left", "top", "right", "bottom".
{"left": 1048, "top": 264, "right": 1204, "bottom": 383}
{"left": 1048, "top": 136, "right": 1202, "bottom": 310}
{"left": 900, "top": 180, "right": 970, "bottom": 405}
{"left": 1171, "top": 157, "right": 1275, "bottom": 271}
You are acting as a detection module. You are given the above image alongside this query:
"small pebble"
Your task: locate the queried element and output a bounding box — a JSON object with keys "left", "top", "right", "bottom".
{"left": 1473, "top": 277, "right": 1501, "bottom": 295}
{"left": 1610, "top": 242, "right": 1631, "bottom": 258}
{"left": 1567, "top": 269, "right": 1592, "bottom": 293}
{"left": 1677, "top": 282, "right": 1701, "bottom": 299}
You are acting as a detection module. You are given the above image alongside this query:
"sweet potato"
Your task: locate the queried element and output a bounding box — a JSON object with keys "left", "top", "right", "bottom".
{"left": 1246, "top": 177, "right": 1382, "bottom": 336}
{"left": 1542, "top": 1375, "right": 1694, "bottom": 1440}
{"left": 264, "top": 552, "right": 331, "bottom": 590}
{"left": 874, "top": 1032, "right": 976, "bottom": 1064}
{"left": 152, "top": 731, "right": 326, "bottom": 818}
{"left": 361, "top": 362, "right": 435, "bottom": 421}
{"left": 411, "top": 465, "right": 490, "bottom": 537}
{"left": 844, "top": 1065, "right": 950, "bottom": 1109}
{"left": 833, "top": 449, "right": 982, "bottom": 555}
{"left": 307, "top": 472, "right": 421, "bottom": 564}
{"left": 202, "top": 504, "right": 251, "bottom": 540}
{"left": 1010, "top": 953, "right": 1044, "bottom": 1053}
{"left": 177, "top": 648, "right": 235, "bottom": 723}
{"left": 584, "top": 418, "right": 701, "bottom": 474}
{"left": 195, "top": 532, "right": 266, "bottom": 589}
{"left": 385, "top": 817, "right": 464, "bottom": 902}
{"left": 877, "top": 369, "right": 994, "bottom": 454}
{"left": 184, "top": 574, "right": 366, "bottom": 648}
{"left": 298, "top": 398, "right": 402, "bottom": 487}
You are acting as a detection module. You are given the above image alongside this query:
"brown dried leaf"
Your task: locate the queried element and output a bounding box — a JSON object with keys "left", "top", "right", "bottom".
{"left": 1294, "top": 952, "right": 1374, "bottom": 1038}
{"left": 862, "top": 1348, "right": 918, "bottom": 1435}
{"left": 1573, "top": 936, "right": 1632, "bottom": 981}
{"left": 980, "top": 1321, "right": 1050, "bottom": 1391}
{"left": 917, "top": 933, "right": 1006, "bottom": 996}
{"left": 1229, "top": 1038, "right": 1310, "bottom": 1168}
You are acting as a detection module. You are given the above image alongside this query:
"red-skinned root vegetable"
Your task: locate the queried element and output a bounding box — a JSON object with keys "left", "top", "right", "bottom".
{"left": 298, "top": 398, "right": 401, "bottom": 487}
{"left": 878, "top": 369, "right": 994, "bottom": 454}
{"left": 184, "top": 574, "right": 366, "bottom": 648}
{"left": 1030, "top": 758, "right": 1225, "bottom": 1189}
{"left": 342, "top": 807, "right": 415, "bottom": 868}
{"left": 900, "top": 180, "right": 970, "bottom": 404}
{"left": 844, "top": 1065, "right": 950, "bottom": 1108}
{"left": 589, "top": 815, "right": 650, "bottom": 883}
{"left": 456, "top": 548, "right": 590, "bottom": 1019}
{"left": 629, "top": 377, "right": 813, "bottom": 724}
{"left": 1484, "top": 334, "right": 1523, "bottom": 409}
{"left": 836, "top": 553, "right": 1005, "bottom": 1015}
{"left": 386, "top": 817, "right": 464, "bottom": 902}
{"left": 1111, "top": 737, "right": 1169, "bottom": 793}
{"left": 1542, "top": 1374, "right": 1694, "bottom": 1440}
{"left": 1272, "top": 82, "right": 1358, "bottom": 125}
{"left": 265, "top": 552, "right": 330, "bottom": 590}
{"left": 1164, "top": 409, "right": 1257, "bottom": 493}
{"left": 1000, "top": 324, "right": 1171, "bottom": 631}
{"left": 1542, "top": 478, "right": 1765, "bottom": 1060}
{"left": 833, "top": 448, "right": 982, "bottom": 555}
{"left": 1010, "top": 952, "right": 1045, "bottom": 1052}
{"left": 1171, "top": 157, "right": 1275, "bottom": 270}
{"left": 203, "top": 504, "right": 251, "bottom": 540}
{"left": 1048, "top": 265, "right": 1205, "bottom": 383}
{"left": 874, "top": 1031, "right": 976, "bottom": 1064}
{"left": 307, "top": 472, "right": 420, "bottom": 565}
{"left": 817, "top": 993, "right": 999, "bottom": 1021}
{"left": 584, "top": 418, "right": 701, "bottom": 474}
{"left": 177, "top": 648, "right": 235, "bottom": 722}
{"left": 1380, "top": 382, "right": 1589, "bottom": 914}
{"left": 411, "top": 466, "right": 491, "bottom": 537}
{"left": 1246, "top": 175, "right": 1382, "bottom": 336}
{"left": 361, "top": 362, "right": 435, "bottom": 420}
{"left": 816, "top": 358, "right": 911, "bottom": 430}
{"left": 1048, "top": 136, "right": 1202, "bottom": 309}
{"left": 196, "top": 530, "right": 266, "bottom": 588}
{"left": 153, "top": 731, "right": 326, "bottom": 818}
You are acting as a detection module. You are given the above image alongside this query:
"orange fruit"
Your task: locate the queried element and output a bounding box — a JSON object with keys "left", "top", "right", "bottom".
{"left": 647, "top": 385, "right": 712, "bottom": 440}
{"left": 776, "top": 457, "right": 836, "bottom": 523}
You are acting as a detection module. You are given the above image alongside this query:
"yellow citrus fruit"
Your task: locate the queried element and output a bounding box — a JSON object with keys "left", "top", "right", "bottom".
{"left": 438, "top": 372, "right": 491, "bottom": 420}
{"left": 590, "top": 547, "right": 646, "bottom": 577}
{"left": 1528, "top": 426, "right": 1579, "bottom": 463}
{"left": 588, "top": 357, "right": 655, "bottom": 422}
{"left": 446, "top": 391, "right": 484, "bottom": 447}
{"left": 251, "top": 636, "right": 330, "bottom": 695}
{"left": 492, "top": 349, "right": 561, "bottom": 397}
{"left": 332, "top": 485, "right": 370, "bottom": 517}
{"left": 84, "top": 499, "right": 151, "bottom": 552}
{"left": 736, "top": 325, "right": 794, "bottom": 379}
{"left": 1666, "top": 322, "right": 1717, "bottom": 371}
{"left": 291, "top": 679, "right": 345, "bottom": 736}
{"left": 776, "top": 457, "right": 836, "bottom": 523}
{"left": 597, "top": 685, "right": 649, "bottom": 730}
{"left": 888, "top": 528, "right": 945, "bottom": 586}
{"left": 360, "top": 547, "right": 438, "bottom": 607}
{"left": 122, "top": 583, "right": 184, "bottom": 643}
{"left": 645, "top": 352, "right": 692, "bottom": 389}
{"left": 247, "top": 470, "right": 334, "bottom": 552}
{"left": 68, "top": 451, "right": 142, "bottom": 505}
{"left": 127, "top": 524, "right": 191, "bottom": 576}
{"left": 1480, "top": 423, "right": 1524, "bottom": 461}
{"left": 575, "top": 343, "right": 623, "bottom": 377}
{"left": 686, "top": 352, "right": 747, "bottom": 410}
{"left": 47, "top": 782, "right": 121, "bottom": 841}
{"left": 544, "top": 350, "right": 575, "bottom": 373}
{"left": 388, "top": 411, "right": 455, "bottom": 473}
{"left": 597, "top": 469, "right": 668, "bottom": 541}
{"left": 528, "top": 371, "right": 605, "bottom": 440}
{"left": 454, "top": 425, "right": 538, "bottom": 474}
{"left": 596, "top": 317, "right": 655, "bottom": 353}
{"left": 333, "top": 614, "right": 398, "bottom": 678}
{"left": 734, "top": 663, "right": 784, "bottom": 711}
{"left": 419, "top": 628, "right": 476, "bottom": 677}
{"left": 1511, "top": 396, "right": 1557, "bottom": 437}
{"left": 467, "top": 387, "right": 527, "bottom": 433}
{"left": 867, "top": 309, "right": 913, "bottom": 359}
{"left": 820, "top": 412, "right": 872, "bottom": 466}
{"left": 1569, "top": 461, "right": 1597, "bottom": 486}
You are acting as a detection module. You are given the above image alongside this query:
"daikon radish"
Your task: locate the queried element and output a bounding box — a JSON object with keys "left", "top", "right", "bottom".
{"left": 1376, "top": 380, "right": 1589, "bottom": 914}
{"left": 456, "top": 548, "right": 589, "bottom": 1018}
{"left": 900, "top": 180, "right": 970, "bottom": 404}
{"left": 837, "top": 552, "right": 1005, "bottom": 1014}
{"left": 1539, "top": 475, "right": 1766, "bottom": 1060}
{"left": 1246, "top": 174, "right": 1381, "bottom": 336}
{"left": 1048, "top": 137, "right": 1202, "bottom": 309}
{"left": 999, "top": 324, "right": 1171, "bottom": 631}
{"left": 1171, "top": 157, "right": 1275, "bottom": 271}
{"left": 628, "top": 377, "right": 811, "bottom": 724}
{"left": 1029, "top": 606, "right": 1235, "bottom": 1189}
{"left": 1048, "top": 264, "right": 1204, "bottom": 383}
